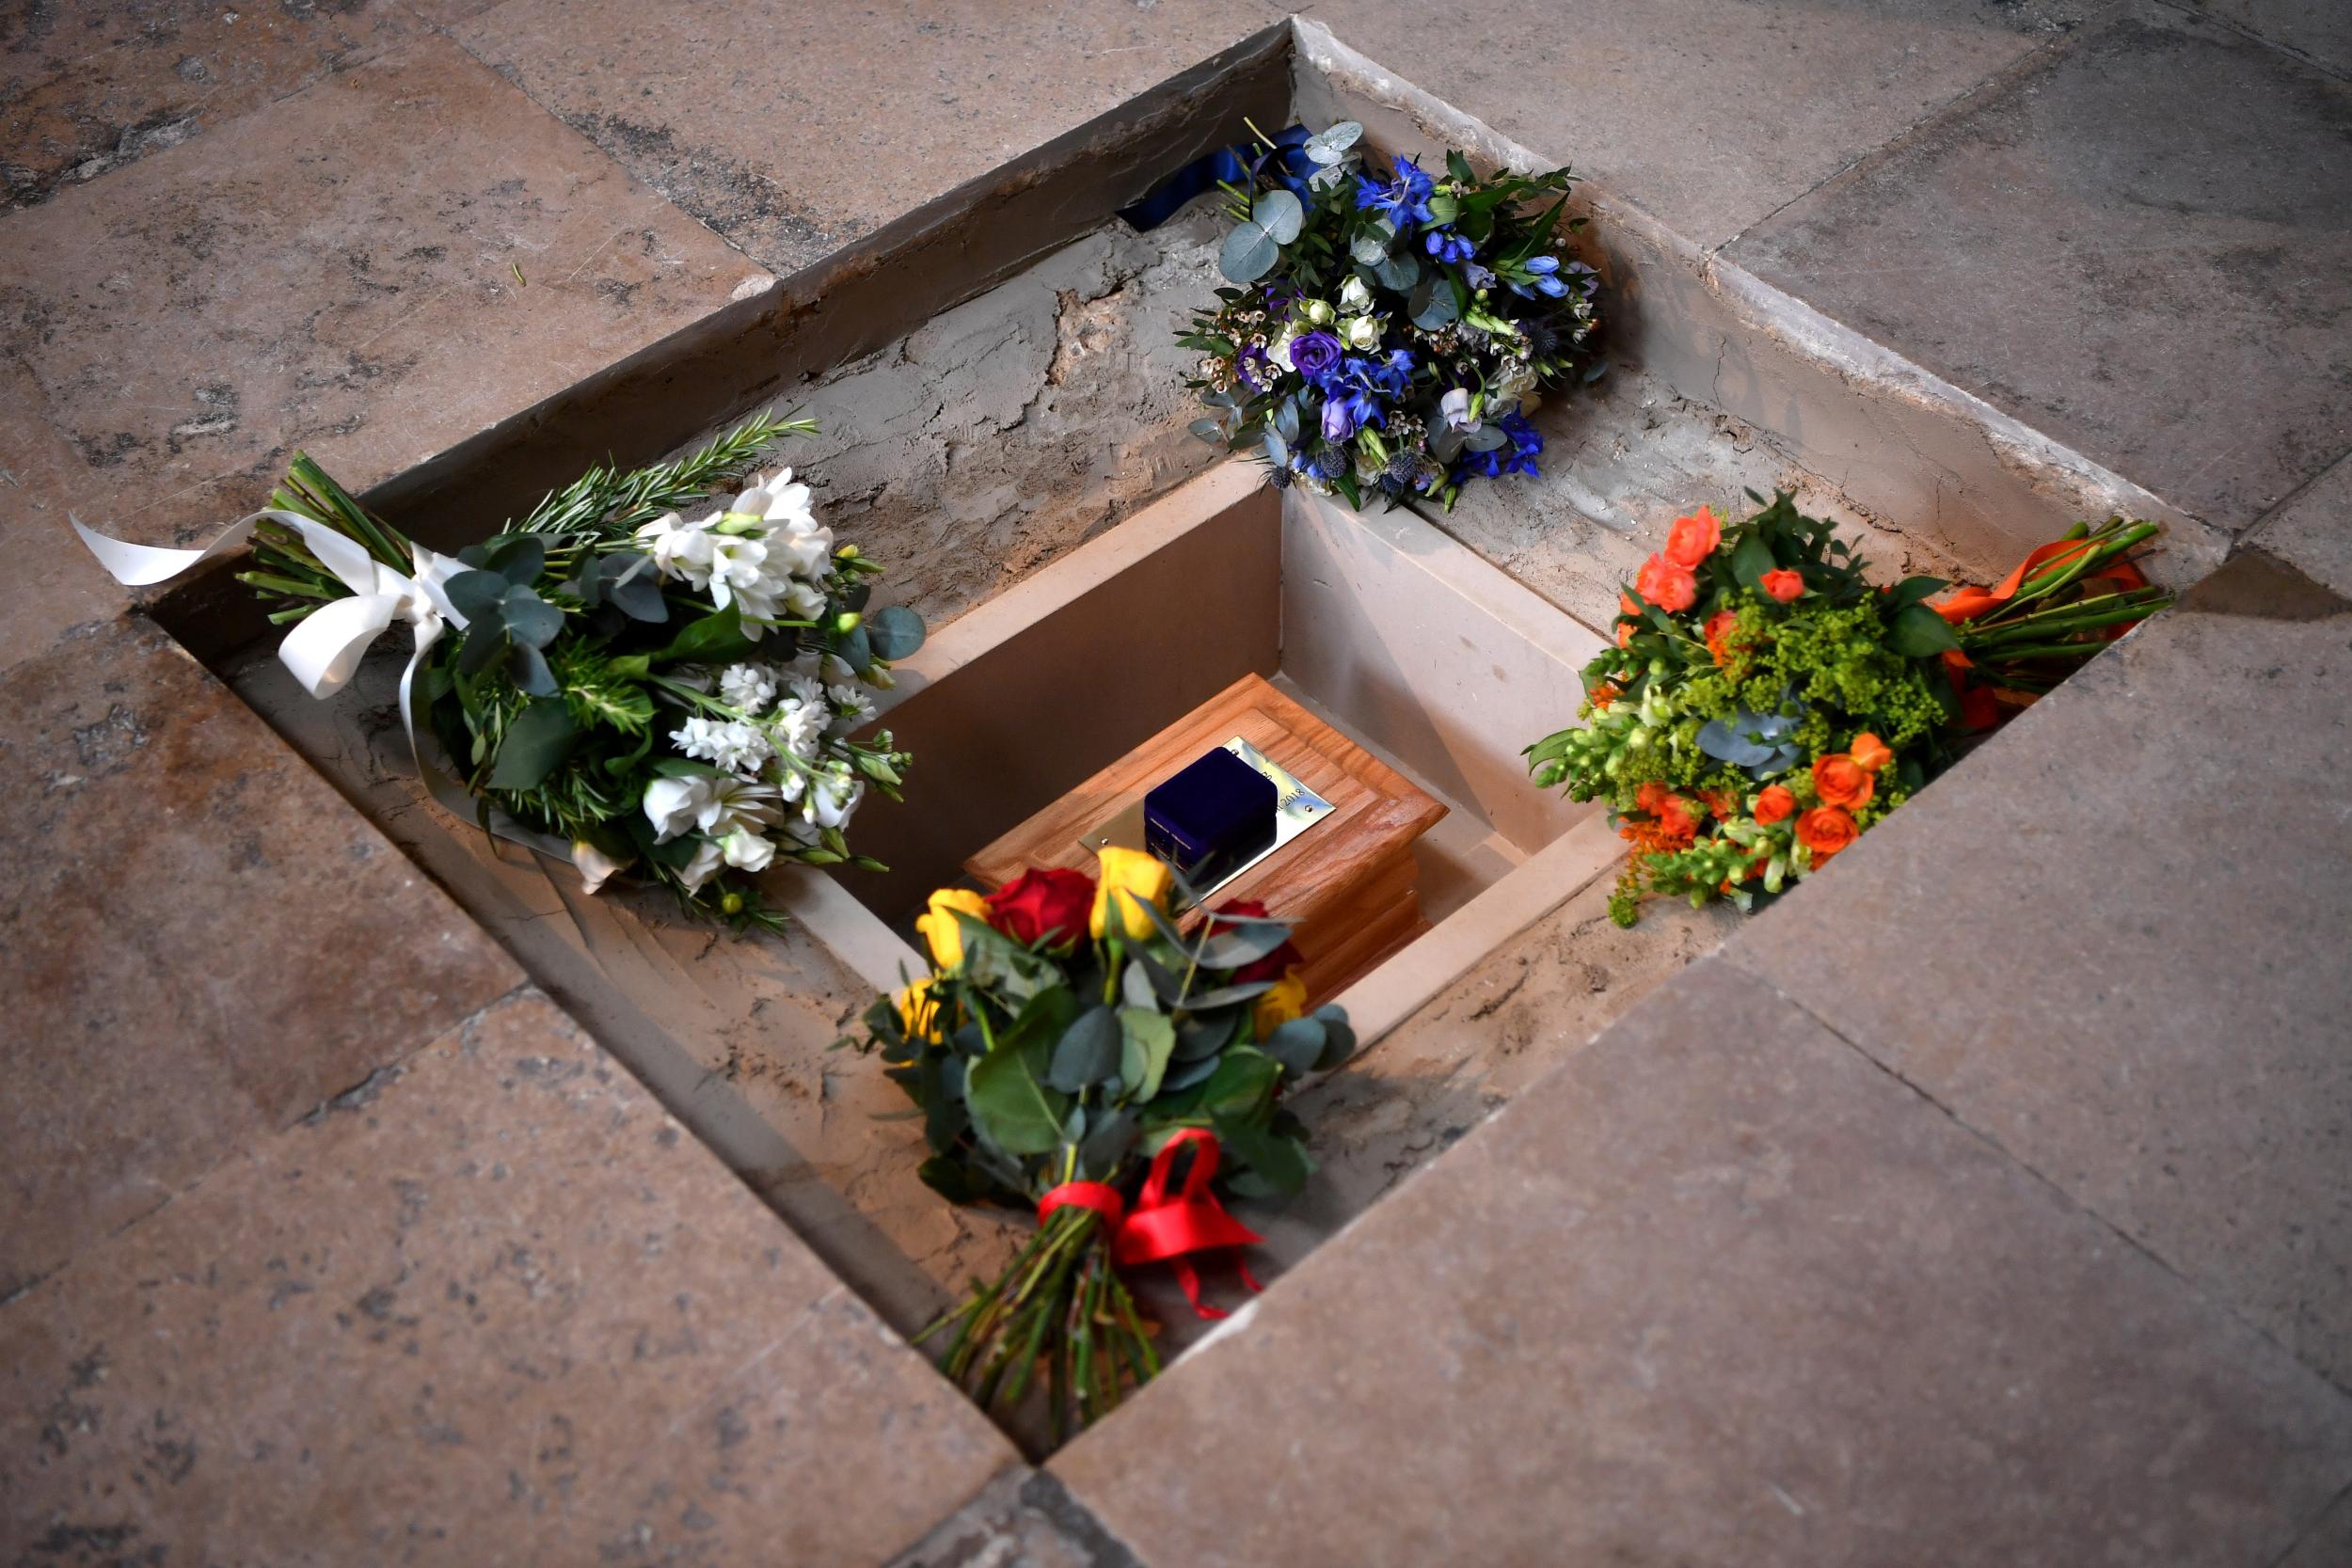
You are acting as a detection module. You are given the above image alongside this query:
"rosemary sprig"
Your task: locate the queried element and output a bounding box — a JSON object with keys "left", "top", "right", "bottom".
{"left": 515, "top": 412, "right": 818, "bottom": 539}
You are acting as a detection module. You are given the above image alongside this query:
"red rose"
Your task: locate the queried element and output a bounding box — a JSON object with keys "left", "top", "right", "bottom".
{"left": 1759, "top": 568, "right": 1804, "bottom": 604}
{"left": 1635, "top": 553, "right": 1698, "bottom": 613}
{"left": 985, "top": 867, "right": 1096, "bottom": 949}
{"left": 1211, "top": 898, "right": 1304, "bottom": 985}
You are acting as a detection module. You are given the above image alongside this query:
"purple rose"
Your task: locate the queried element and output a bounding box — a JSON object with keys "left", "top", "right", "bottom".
{"left": 1321, "top": 397, "right": 1358, "bottom": 443}
{"left": 1289, "top": 330, "right": 1343, "bottom": 382}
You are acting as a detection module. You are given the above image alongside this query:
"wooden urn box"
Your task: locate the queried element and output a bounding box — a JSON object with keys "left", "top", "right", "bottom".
{"left": 964, "top": 674, "right": 1446, "bottom": 1004}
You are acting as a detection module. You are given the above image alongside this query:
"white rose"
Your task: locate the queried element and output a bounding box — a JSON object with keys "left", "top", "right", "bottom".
{"left": 1439, "top": 387, "right": 1477, "bottom": 431}
{"left": 677, "top": 836, "right": 726, "bottom": 894}
{"left": 1303, "top": 299, "right": 1335, "bottom": 325}
{"left": 720, "top": 828, "right": 776, "bottom": 872}
{"left": 643, "top": 775, "right": 714, "bottom": 843}
{"left": 1339, "top": 277, "right": 1373, "bottom": 314}
{"left": 1269, "top": 327, "right": 1299, "bottom": 373}
{"left": 1344, "top": 314, "right": 1382, "bottom": 350}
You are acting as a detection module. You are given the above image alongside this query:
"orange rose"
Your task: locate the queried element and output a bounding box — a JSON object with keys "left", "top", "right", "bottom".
{"left": 1634, "top": 782, "right": 1699, "bottom": 847}
{"left": 1794, "top": 805, "right": 1857, "bottom": 861}
{"left": 1662, "top": 508, "right": 1721, "bottom": 569}
{"left": 1812, "top": 753, "right": 1875, "bottom": 810}
{"left": 1752, "top": 784, "right": 1795, "bottom": 825}
{"left": 1850, "top": 732, "right": 1894, "bottom": 773}
{"left": 1635, "top": 553, "right": 1697, "bottom": 614}
{"left": 1759, "top": 568, "right": 1804, "bottom": 604}
{"left": 1590, "top": 682, "right": 1619, "bottom": 711}
{"left": 1703, "top": 609, "right": 1740, "bottom": 665}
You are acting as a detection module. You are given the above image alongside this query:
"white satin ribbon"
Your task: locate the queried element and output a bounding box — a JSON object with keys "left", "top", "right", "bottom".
{"left": 74, "top": 510, "right": 580, "bottom": 867}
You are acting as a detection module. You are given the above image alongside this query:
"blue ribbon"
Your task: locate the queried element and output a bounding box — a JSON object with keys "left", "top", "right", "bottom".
{"left": 1119, "top": 124, "right": 1317, "bottom": 231}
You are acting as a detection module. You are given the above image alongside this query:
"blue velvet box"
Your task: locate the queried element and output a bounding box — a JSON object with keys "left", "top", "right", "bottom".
{"left": 1144, "top": 747, "right": 1278, "bottom": 885}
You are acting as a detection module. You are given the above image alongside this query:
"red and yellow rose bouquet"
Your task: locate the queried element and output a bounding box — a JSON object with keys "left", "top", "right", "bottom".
{"left": 845, "top": 847, "right": 1349, "bottom": 1435}
{"left": 1528, "top": 493, "right": 2169, "bottom": 925}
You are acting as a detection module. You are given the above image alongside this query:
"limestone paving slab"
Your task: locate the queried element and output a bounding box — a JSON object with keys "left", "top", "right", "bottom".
{"left": 2196, "top": 0, "right": 2352, "bottom": 77}
{"left": 453, "top": 0, "right": 1285, "bottom": 275}
{"left": 1297, "top": 0, "right": 2090, "bottom": 250}
{"left": 2247, "top": 448, "right": 2352, "bottom": 600}
{"left": 0, "top": 0, "right": 412, "bottom": 210}
{"left": 1053, "top": 958, "right": 2352, "bottom": 1567}
{"left": 0, "top": 29, "right": 765, "bottom": 565}
{"left": 0, "top": 615, "right": 520, "bottom": 1300}
{"left": 1727, "top": 1, "right": 2352, "bottom": 531}
{"left": 0, "top": 356, "right": 124, "bottom": 676}
{"left": 1726, "top": 551, "right": 2352, "bottom": 1388}
{"left": 0, "top": 988, "right": 1019, "bottom": 1567}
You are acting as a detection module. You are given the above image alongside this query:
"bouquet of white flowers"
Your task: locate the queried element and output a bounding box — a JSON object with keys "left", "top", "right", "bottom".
{"left": 76, "top": 413, "right": 924, "bottom": 927}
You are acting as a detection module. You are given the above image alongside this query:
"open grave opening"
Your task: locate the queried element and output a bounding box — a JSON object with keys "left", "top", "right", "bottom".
{"left": 166, "top": 20, "right": 2217, "bottom": 1451}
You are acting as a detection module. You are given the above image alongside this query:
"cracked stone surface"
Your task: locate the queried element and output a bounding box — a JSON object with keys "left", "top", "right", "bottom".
{"left": 0, "top": 988, "right": 1016, "bottom": 1566}
{"left": 885, "top": 1467, "right": 1142, "bottom": 1568}
{"left": 701, "top": 207, "right": 1232, "bottom": 632}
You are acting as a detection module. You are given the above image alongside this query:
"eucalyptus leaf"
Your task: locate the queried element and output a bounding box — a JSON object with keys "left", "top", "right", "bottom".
{"left": 1273, "top": 397, "right": 1302, "bottom": 446}
{"left": 1463, "top": 422, "right": 1510, "bottom": 453}
{"left": 485, "top": 697, "right": 580, "bottom": 791}
{"left": 1408, "top": 273, "right": 1458, "bottom": 330}
{"left": 1261, "top": 1017, "right": 1326, "bottom": 1078}
{"left": 865, "top": 603, "right": 926, "bottom": 660}
{"left": 1121, "top": 959, "right": 1159, "bottom": 1012}
{"left": 1263, "top": 429, "right": 1291, "bottom": 468}
{"left": 1118, "top": 1007, "right": 1177, "bottom": 1104}
{"left": 484, "top": 534, "right": 546, "bottom": 585}
{"left": 1173, "top": 1006, "right": 1239, "bottom": 1062}
{"left": 455, "top": 616, "right": 508, "bottom": 676}
{"left": 1220, "top": 223, "right": 1280, "bottom": 285}
{"left": 511, "top": 641, "right": 558, "bottom": 698}
{"left": 1157, "top": 1053, "right": 1222, "bottom": 1096}
{"left": 501, "top": 585, "right": 564, "bottom": 648}
{"left": 1253, "top": 187, "right": 1304, "bottom": 245}
{"left": 1311, "top": 1005, "right": 1357, "bottom": 1070}
{"left": 834, "top": 622, "right": 873, "bottom": 675}
{"left": 1046, "top": 1005, "right": 1121, "bottom": 1094}
{"left": 1189, "top": 417, "right": 1228, "bottom": 445}
{"left": 1077, "top": 1108, "right": 1138, "bottom": 1178}
{"left": 602, "top": 554, "right": 668, "bottom": 623}
{"left": 445, "top": 569, "right": 511, "bottom": 622}
{"left": 1373, "top": 249, "right": 1421, "bottom": 292}
{"left": 1351, "top": 221, "right": 1394, "bottom": 265}
{"left": 1303, "top": 120, "right": 1361, "bottom": 163}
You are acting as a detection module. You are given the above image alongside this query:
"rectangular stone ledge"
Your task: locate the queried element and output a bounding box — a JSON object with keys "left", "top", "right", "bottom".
{"left": 1050, "top": 957, "right": 2352, "bottom": 1567}
{"left": 0, "top": 987, "right": 1018, "bottom": 1568}
{"left": 0, "top": 615, "right": 522, "bottom": 1300}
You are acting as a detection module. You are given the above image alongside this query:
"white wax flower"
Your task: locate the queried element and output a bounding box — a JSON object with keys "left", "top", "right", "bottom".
{"left": 1339, "top": 277, "right": 1373, "bottom": 314}
{"left": 670, "top": 715, "right": 774, "bottom": 776}
{"left": 781, "top": 672, "right": 825, "bottom": 711}
{"left": 634, "top": 511, "right": 715, "bottom": 587}
{"left": 718, "top": 662, "right": 778, "bottom": 714}
{"left": 728, "top": 468, "right": 817, "bottom": 532}
{"left": 771, "top": 699, "right": 826, "bottom": 764}
{"left": 720, "top": 828, "right": 776, "bottom": 872}
{"left": 677, "top": 836, "right": 726, "bottom": 894}
{"left": 827, "top": 682, "right": 876, "bottom": 730}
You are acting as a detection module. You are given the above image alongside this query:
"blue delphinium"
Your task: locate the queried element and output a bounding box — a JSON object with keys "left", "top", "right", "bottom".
{"left": 1354, "top": 155, "right": 1436, "bottom": 227}
{"left": 1424, "top": 229, "right": 1475, "bottom": 264}
{"left": 1454, "top": 410, "right": 1544, "bottom": 481}
{"left": 1512, "top": 255, "right": 1570, "bottom": 299}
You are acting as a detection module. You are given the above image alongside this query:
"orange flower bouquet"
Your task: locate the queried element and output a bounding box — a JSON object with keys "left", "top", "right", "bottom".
{"left": 1527, "top": 494, "right": 2169, "bottom": 926}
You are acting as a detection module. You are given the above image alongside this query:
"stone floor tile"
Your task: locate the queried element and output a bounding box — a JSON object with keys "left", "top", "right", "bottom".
{"left": 0, "top": 359, "right": 125, "bottom": 675}
{"left": 452, "top": 0, "right": 1283, "bottom": 275}
{"left": 2246, "top": 449, "right": 2352, "bottom": 599}
{"left": 886, "top": 1468, "right": 1143, "bottom": 1568}
{"left": 0, "top": 30, "right": 766, "bottom": 555}
{"left": 0, "top": 989, "right": 1018, "bottom": 1567}
{"left": 2196, "top": 0, "right": 2352, "bottom": 77}
{"left": 1299, "top": 0, "right": 2090, "bottom": 249}
{"left": 1053, "top": 958, "right": 2352, "bottom": 1568}
{"left": 1728, "top": 2, "right": 2352, "bottom": 531}
{"left": 1725, "top": 553, "right": 2352, "bottom": 1386}
{"left": 0, "top": 0, "right": 411, "bottom": 210}
{"left": 0, "top": 616, "right": 520, "bottom": 1298}
{"left": 2280, "top": 1484, "right": 2352, "bottom": 1567}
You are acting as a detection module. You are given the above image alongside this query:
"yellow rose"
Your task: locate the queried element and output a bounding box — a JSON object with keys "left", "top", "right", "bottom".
{"left": 913, "top": 887, "right": 989, "bottom": 971}
{"left": 1089, "top": 847, "right": 1173, "bottom": 941}
{"left": 1252, "top": 970, "right": 1308, "bottom": 1039}
{"left": 895, "top": 976, "right": 944, "bottom": 1042}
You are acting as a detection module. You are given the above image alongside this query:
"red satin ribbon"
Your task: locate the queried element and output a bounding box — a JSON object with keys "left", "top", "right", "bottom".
{"left": 1037, "top": 1129, "right": 1263, "bottom": 1320}
{"left": 1933, "top": 536, "right": 2152, "bottom": 731}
